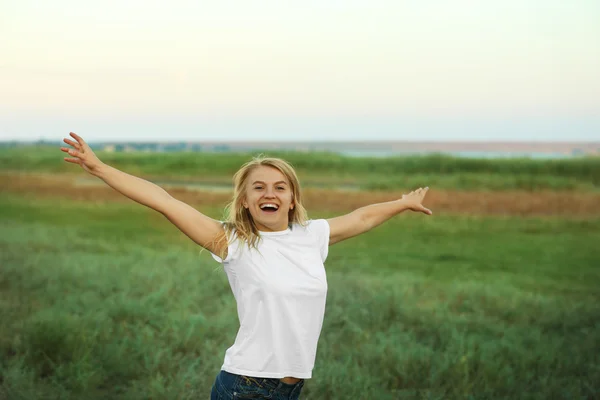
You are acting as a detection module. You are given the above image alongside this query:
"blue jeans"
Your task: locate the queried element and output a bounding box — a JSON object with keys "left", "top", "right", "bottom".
{"left": 210, "top": 370, "right": 305, "bottom": 400}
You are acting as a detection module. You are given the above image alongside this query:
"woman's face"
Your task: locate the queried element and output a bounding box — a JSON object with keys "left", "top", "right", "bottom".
{"left": 243, "top": 165, "right": 294, "bottom": 232}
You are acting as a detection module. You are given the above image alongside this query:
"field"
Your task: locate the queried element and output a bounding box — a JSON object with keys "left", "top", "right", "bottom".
{"left": 1, "top": 150, "right": 599, "bottom": 399}
{"left": 2, "top": 145, "right": 600, "bottom": 192}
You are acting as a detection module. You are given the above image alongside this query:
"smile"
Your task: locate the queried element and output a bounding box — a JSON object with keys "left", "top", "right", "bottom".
{"left": 260, "top": 203, "right": 280, "bottom": 213}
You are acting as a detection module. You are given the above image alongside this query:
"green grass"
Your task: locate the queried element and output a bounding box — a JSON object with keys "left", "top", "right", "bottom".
{"left": 3, "top": 145, "right": 600, "bottom": 191}
{"left": 1, "top": 193, "right": 599, "bottom": 399}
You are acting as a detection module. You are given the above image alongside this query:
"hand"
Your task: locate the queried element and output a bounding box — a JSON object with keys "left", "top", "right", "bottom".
{"left": 401, "top": 187, "right": 432, "bottom": 215}
{"left": 60, "top": 132, "right": 104, "bottom": 175}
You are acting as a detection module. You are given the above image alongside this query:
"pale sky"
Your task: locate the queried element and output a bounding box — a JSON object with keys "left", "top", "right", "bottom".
{"left": 1, "top": 0, "right": 599, "bottom": 142}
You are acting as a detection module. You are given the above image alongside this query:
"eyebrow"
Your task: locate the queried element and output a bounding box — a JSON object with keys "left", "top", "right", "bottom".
{"left": 251, "top": 181, "right": 288, "bottom": 185}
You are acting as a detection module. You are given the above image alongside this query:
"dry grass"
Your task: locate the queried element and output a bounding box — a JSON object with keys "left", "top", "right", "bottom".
{"left": 3, "top": 171, "right": 600, "bottom": 216}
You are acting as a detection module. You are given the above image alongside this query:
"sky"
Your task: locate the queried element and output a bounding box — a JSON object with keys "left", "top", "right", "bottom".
{"left": 1, "top": 0, "right": 599, "bottom": 142}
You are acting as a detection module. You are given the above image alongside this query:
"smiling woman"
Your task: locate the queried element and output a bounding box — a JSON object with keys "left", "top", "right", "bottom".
{"left": 246, "top": 170, "right": 293, "bottom": 227}
{"left": 214, "top": 157, "right": 309, "bottom": 259}
{"left": 59, "top": 132, "right": 432, "bottom": 399}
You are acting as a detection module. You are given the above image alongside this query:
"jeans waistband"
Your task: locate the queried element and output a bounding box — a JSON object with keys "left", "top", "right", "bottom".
{"left": 237, "top": 373, "right": 304, "bottom": 396}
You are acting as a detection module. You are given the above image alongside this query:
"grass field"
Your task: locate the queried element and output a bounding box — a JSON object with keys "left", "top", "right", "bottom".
{"left": 2, "top": 145, "right": 600, "bottom": 191}
{"left": 1, "top": 181, "right": 599, "bottom": 399}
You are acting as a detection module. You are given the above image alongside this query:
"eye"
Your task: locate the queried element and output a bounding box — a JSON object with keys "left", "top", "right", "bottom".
{"left": 254, "top": 186, "right": 263, "bottom": 190}
{"left": 276, "top": 186, "right": 285, "bottom": 190}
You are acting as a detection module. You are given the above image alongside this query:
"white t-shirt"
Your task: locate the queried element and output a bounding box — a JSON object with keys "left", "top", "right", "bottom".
{"left": 210, "top": 219, "right": 330, "bottom": 379}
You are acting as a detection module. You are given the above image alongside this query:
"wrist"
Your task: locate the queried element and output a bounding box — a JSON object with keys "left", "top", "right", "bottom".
{"left": 396, "top": 198, "right": 412, "bottom": 212}
{"left": 91, "top": 162, "right": 109, "bottom": 178}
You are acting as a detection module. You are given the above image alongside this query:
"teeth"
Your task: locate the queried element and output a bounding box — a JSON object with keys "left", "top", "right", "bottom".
{"left": 260, "top": 203, "right": 279, "bottom": 210}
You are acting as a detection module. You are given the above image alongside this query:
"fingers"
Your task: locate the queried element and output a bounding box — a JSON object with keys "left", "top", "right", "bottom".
{"left": 404, "top": 187, "right": 429, "bottom": 199}
{"left": 421, "top": 206, "right": 433, "bottom": 215}
{"left": 60, "top": 147, "right": 82, "bottom": 158}
{"left": 63, "top": 157, "right": 81, "bottom": 164}
{"left": 409, "top": 187, "right": 429, "bottom": 197}
{"left": 402, "top": 187, "right": 432, "bottom": 215}
{"left": 62, "top": 132, "right": 93, "bottom": 170}
{"left": 62, "top": 148, "right": 81, "bottom": 163}
{"left": 418, "top": 187, "right": 431, "bottom": 215}
{"left": 69, "top": 132, "right": 87, "bottom": 149}
{"left": 62, "top": 132, "right": 87, "bottom": 161}
{"left": 63, "top": 138, "right": 81, "bottom": 150}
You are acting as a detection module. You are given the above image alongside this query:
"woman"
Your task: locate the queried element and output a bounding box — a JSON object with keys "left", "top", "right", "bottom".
{"left": 60, "top": 132, "right": 432, "bottom": 399}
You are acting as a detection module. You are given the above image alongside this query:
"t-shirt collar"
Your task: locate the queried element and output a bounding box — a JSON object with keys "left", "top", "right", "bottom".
{"left": 258, "top": 225, "right": 292, "bottom": 236}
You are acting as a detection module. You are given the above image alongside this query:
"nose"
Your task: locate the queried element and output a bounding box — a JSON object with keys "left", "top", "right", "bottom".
{"left": 264, "top": 186, "right": 276, "bottom": 198}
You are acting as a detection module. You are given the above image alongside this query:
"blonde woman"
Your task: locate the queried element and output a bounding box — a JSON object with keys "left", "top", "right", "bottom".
{"left": 60, "top": 132, "right": 432, "bottom": 400}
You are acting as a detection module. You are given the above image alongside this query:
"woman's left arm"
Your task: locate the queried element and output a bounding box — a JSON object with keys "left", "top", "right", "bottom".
{"left": 327, "top": 187, "right": 432, "bottom": 245}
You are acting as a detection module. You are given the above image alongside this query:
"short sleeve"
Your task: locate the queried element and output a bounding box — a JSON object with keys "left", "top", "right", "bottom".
{"left": 210, "top": 225, "right": 240, "bottom": 264}
{"left": 308, "top": 219, "right": 330, "bottom": 262}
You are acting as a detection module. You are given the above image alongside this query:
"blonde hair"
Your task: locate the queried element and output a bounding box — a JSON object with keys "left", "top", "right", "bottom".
{"left": 214, "top": 156, "right": 308, "bottom": 259}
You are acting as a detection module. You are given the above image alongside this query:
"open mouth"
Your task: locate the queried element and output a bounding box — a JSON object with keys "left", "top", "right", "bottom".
{"left": 259, "top": 203, "right": 279, "bottom": 214}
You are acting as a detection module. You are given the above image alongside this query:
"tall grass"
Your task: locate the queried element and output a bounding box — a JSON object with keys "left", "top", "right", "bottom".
{"left": 2, "top": 145, "right": 600, "bottom": 191}
{"left": 1, "top": 193, "right": 599, "bottom": 399}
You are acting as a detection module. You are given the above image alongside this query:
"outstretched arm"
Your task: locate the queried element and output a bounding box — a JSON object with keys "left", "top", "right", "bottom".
{"left": 60, "top": 132, "right": 226, "bottom": 256}
{"left": 61, "top": 132, "right": 179, "bottom": 213}
{"left": 327, "top": 187, "right": 432, "bottom": 245}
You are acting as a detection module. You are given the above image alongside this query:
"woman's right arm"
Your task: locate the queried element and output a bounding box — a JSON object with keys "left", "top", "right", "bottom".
{"left": 61, "top": 132, "right": 227, "bottom": 257}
